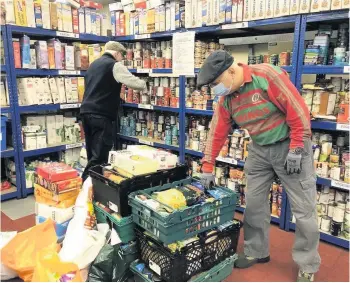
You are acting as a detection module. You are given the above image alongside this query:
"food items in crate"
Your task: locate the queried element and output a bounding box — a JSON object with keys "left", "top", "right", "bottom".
{"left": 153, "top": 188, "right": 187, "bottom": 209}
{"left": 167, "top": 235, "right": 199, "bottom": 253}
{"left": 36, "top": 163, "right": 78, "bottom": 182}
{"left": 95, "top": 201, "right": 122, "bottom": 220}
{"left": 107, "top": 150, "right": 158, "bottom": 176}
{"left": 134, "top": 262, "right": 162, "bottom": 281}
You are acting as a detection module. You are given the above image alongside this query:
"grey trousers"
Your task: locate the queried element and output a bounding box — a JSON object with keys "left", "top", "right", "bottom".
{"left": 243, "top": 138, "right": 321, "bottom": 273}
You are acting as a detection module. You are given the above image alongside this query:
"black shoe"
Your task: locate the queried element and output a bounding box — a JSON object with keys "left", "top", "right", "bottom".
{"left": 234, "top": 254, "right": 270, "bottom": 269}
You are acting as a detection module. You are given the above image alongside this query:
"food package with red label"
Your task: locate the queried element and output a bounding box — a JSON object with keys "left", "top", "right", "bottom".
{"left": 34, "top": 184, "right": 80, "bottom": 203}
{"left": 36, "top": 163, "right": 78, "bottom": 182}
{"left": 79, "top": 0, "right": 102, "bottom": 9}
{"left": 34, "top": 173, "right": 82, "bottom": 195}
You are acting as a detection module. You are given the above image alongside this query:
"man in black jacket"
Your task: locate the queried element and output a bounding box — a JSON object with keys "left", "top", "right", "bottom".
{"left": 80, "top": 41, "right": 146, "bottom": 180}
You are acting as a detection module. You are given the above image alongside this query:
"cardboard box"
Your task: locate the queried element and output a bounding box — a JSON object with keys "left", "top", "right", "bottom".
{"left": 242, "top": 0, "right": 250, "bottom": 20}
{"left": 236, "top": 0, "right": 244, "bottom": 21}
{"left": 78, "top": 8, "right": 85, "bottom": 33}
{"left": 33, "top": 78, "right": 45, "bottom": 104}
{"left": 70, "top": 77, "right": 78, "bottom": 102}
{"left": 26, "top": 0, "right": 36, "bottom": 27}
{"left": 184, "top": 0, "right": 192, "bottom": 27}
{"left": 65, "top": 45, "right": 75, "bottom": 70}
{"left": 319, "top": 0, "right": 331, "bottom": 9}
{"left": 62, "top": 4, "right": 73, "bottom": 32}
{"left": 96, "top": 13, "right": 101, "bottom": 35}
{"left": 110, "top": 11, "right": 116, "bottom": 36}
{"left": 36, "top": 133, "right": 47, "bottom": 148}
{"left": 18, "top": 78, "right": 35, "bottom": 105}
{"left": 310, "top": 0, "right": 320, "bottom": 11}
{"left": 219, "top": 0, "right": 226, "bottom": 23}
{"left": 231, "top": 0, "right": 238, "bottom": 22}
{"left": 265, "top": 0, "right": 274, "bottom": 17}
{"left": 41, "top": 0, "right": 51, "bottom": 29}
{"left": 102, "top": 13, "right": 108, "bottom": 36}
{"left": 85, "top": 8, "right": 92, "bottom": 33}
{"left": 72, "top": 8, "right": 79, "bottom": 33}
{"left": 64, "top": 77, "right": 73, "bottom": 103}
{"left": 55, "top": 77, "right": 66, "bottom": 103}
{"left": 147, "top": 8, "right": 155, "bottom": 33}
{"left": 49, "top": 77, "right": 60, "bottom": 104}
{"left": 4, "top": 0, "right": 15, "bottom": 24}
{"left": 290, "top": 0, "right": 300, "bottom": 14}
{"left": 331, "top": 0, "right": 341, "bottom": 9}
{"left": 47, "top": 42, "right": 55, "bottom": 69}
{"left": 342, "top": 0, "right": 350, "bottom": 8}
{"left": 90, "top": 8, "right": 96, "bottom": 34}
{"left": 20, "top": 35, "right": 30, "bottom": 69}
{"left": 55, "top": 115, "right": 64, "bottom": 143}
{"left": 35, "top": 40, "right": 49, "bottom": 69}
{"left": 57, "top": 3, "right": 63, "bottom": 30}
{"left": 13, "top": 40, "right": 21, "bottom": 68}
{"left": 225, "top": 0, "right": 232, "bottom": 23}
{"left": 30, "top": 48, "right": 36, "bottom": 69}
{"left": 24, "top": 133, "right": 37, "bottom": 150}
{"left": 77, "top": 77, "right": 84, "bottom": 102}
{"left": 34, "top": 184, "right": 79, "bottom": 203}
{"left": 14, "top": 0, "right": 27, "bottom": 26}
{"left": 213, "top": 0, "right": 220, "bottom": 24}
{"left": 34, "top": 174, "right": 82, "bottom": 195}
{"left": 45, "top": 115, "right": 57, "bottom": 145}
{"left": 35, "top": 203, "right": 74, "bottom": 224}
{"left": 50, "top": 2, "right": 58, "bottom": 29}
{"left": 42, "top": 77, "right": 52, "bottom": 104}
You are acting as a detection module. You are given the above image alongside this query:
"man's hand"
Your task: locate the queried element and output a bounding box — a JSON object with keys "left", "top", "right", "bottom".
{"left": 200, "top": 172, "right": 215, "bottom": 188}
{"left": 284, "top": 149, "right": 302, "bottom": 174}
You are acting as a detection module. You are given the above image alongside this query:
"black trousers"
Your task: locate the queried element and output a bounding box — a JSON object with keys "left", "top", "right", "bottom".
{"left": 81, "top": 114, "right": 114, "bottom": 181}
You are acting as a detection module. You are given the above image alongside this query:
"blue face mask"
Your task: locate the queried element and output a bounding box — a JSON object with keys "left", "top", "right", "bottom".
{"left": 212, "top": 79, "right": 234, "bottom": 97}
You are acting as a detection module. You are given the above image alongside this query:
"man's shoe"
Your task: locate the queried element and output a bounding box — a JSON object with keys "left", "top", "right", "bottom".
{"left": 234, "top": 254, "right": 270, "bottom": 269}
{"left": 297, "top": 271, "right": 314, "bottom": 282}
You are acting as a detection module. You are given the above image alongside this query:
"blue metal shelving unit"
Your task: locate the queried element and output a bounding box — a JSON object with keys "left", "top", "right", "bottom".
{"left": 284, "top": 10, "right": 350, "bottom": 248}
{"left": 123, "top": 103, "right": 179, "bottom": 113}
{"left": 3, "top": 25, "right": 110, "bottom": 198}
{"left": 1, "top": 25, "right": 22, "bottom": 201}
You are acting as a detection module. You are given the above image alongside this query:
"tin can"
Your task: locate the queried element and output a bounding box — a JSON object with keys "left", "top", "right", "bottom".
{"left": 269, "top": 54, "right": 278, "bottom": 66}
{"left": 320, "top": 216, "right": 331, "bottom": 232}
{"left": 333, "top": 205, "right": 345, "bottom": 222}
{"left": 330, "top": 220, "right": 342, "bottom": 236}
{"left": 327, "top": 203, "right": 335, "bottom": 218}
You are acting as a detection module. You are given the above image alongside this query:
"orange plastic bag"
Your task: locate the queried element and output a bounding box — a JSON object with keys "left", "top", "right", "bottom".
{"left": 31, "top": 248, "right": 82, "bottom": 282}
{"left": 0, "top": 219, "right": 58, "bottom": 282}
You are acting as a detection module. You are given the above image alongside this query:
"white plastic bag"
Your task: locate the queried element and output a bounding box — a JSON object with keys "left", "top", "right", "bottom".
{"left": 0, "top": 231, "right": 18, "bottom": 280}
{"left": 59, "top": 177, "right": 108, "bottom": 277}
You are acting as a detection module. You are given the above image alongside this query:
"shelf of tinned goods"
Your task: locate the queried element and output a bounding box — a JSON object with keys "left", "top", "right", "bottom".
{"left": 118, "top": 134, "right": 180, "bottom": 152}
{"left": 1, "top": 147, "right": 15, "bottom": 158}
{"left": 1, "top": 186, "right": 19, "bottom": 201}
{"left": 113, "top": 14, "right": 300, "bottom": 42}
{"left": 18, "top": 103, "right": 81, "bottom": 113}
{"left": 288, "top": 221, "right": 349, "bottom": 248}
{"left": 22, "top": 141, "right": 84, "bottom": 158}
{"left": 305, "top": 10, "right": 350, "bottom": 23}
{"left": 7, "top": 25, "right": 110, "bottom": 42}
{"left": 1, "top": 65, "right": 6, "bottom": 73}
{"left": 14, "top": 69, "right": 87, "bottom": 77}
{"left": 236, "top": 205, "right": 280, "bottom": 224}
{"left": 122, "top": 103, "right": 179, "bottom": 113}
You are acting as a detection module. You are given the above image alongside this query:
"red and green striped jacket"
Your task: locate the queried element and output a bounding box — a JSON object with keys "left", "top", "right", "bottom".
{"left": 202, "top": 63, "right": 311, "bottom": 173}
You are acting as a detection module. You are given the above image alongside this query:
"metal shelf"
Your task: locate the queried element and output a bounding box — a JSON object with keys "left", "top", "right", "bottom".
{"left": 23, "top": 142, "right": 84, "bottom": 157}
{"left": 118, "top": 134, "right": 180, "bottom": 152}
{"left": 185, "top": 149, "right": 204, "bottom": 157}
{"left": 8, "top": 25, "right": 109, "bottom": 42}
{"left": 15, "top": 69, "right": 86, "bottom": 76}
{"left": 289, "top": 222, "right": 349, "bottom": 249}
{"left": 123, "top": 103, "right": 179, "bottom": 112}
{"left": 1, "top": 65, "right": 6, "bottom": 73}
{"left": 1, "top": 148, "right": 15, "bottom": 158}
{"left": 317, "top": 177, "right": 350, "bottom": 191}
{"left": 1, "top": 107, "right": 11, "bottom": 114}
{"left": 185, "top": 149, "right": 246, "bottom": 167}
{"left": 1, "top": 187, "right": 19, "bottom": 201}
{"left": 185, "top": 108, "right": 214, "bottom": 116}
{"left": 302, "top": 65, "right": 347, "bottom": 74}
{"left": 311, "top": 120, "right": 349, "bottom": 131}
{"left": 194, "top": 66, "right": 292, "bottom": 73}
{"left": 128, "top": 68, "right": 173, "bottom": 74}
{"left": 19, "top": 103, "right": 81, "bottom": 113}
{"left": 305, "top": 10, "right": 349, "bottom": 23}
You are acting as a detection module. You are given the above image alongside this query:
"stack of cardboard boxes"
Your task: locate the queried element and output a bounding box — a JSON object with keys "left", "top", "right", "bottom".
{"left": 109, "top": 0, "right": 349, "bottom": 36}
{"left": 34, "top": 163, "right": 82, "bottom": 241}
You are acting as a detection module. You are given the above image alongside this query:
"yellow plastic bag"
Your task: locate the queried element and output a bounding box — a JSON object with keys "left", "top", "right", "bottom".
{"left": 31, "top": 249, "right": 82, "bottom": 282}
{"left": 154, "top": 188, "right": 187, "bottom": 209}
{"left": 0, "top": 219, "right": 58, "bottom": 282}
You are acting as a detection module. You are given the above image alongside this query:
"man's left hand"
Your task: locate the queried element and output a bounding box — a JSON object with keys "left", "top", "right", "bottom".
{"left": 284, "top": 149, "right": 302, "bottom": 175}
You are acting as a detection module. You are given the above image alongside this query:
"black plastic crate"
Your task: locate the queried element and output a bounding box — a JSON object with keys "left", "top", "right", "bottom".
{"left": 200, "top": 220, "right": 242, "bottom": 270}
{"left": 90, "top": 164, "right": 188, "bottom": 217}
{"left": 136, "top": 228, "right": 203, "bottom": 282}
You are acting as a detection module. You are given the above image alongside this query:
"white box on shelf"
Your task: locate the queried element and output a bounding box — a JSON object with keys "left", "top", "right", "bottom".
{"left": 184, "top": 0, "right": 192, "bottom": 27}
{"left": 91, "top": 9, "right": 96, "bottom": 35}
{"left": 36, "top": 133, "right": 47, "bottom": 148}
{"left": 55, "top": 77, "right": 66, "bottom": 103}
{"left": 57, "top": 3, "right": 64, "bottom": 31}
{"left": 319, "top": 0, "right": 331, "bottom": 10}
{"left": 24, "top": 133, "right": 37, "bottom": 150}
{"left": 65, "top": 45, "right": 75, "bottom": 70}
{"left": 265, "top": 0, "right": 274, "bottom": 17}
{"left": 41, "top": 78, "right": 53, "bottom": 104}
{"left": 310, "top": 0, "right": 320, "bottom": 11}
{"left": 33, "top": 77, "right": 45, "bottom": 105}
{"left": 290, "top": 0, "right": 300, "bottom": 14}
{"left": 84, "top": 8, "right": 92, "bottom": 33}
{"left": 242, "top": 0, "right": 250, "bottom": 20}
{"left": 225, "top": 0, "right": 232, "bottom": 23}
{"left": 41, "top": 0, "right": 51, "bottom": 29}
{"left": 55, "top": 115, "right": 64, "bottom": 143}
{"left": 30, "top": 48, "right": 37, "bottom": 69}
{"left": 213, "top": 0, "right": 220, "bottom": 24}
{"left": 299, "top": 0, "right": 311, "bottom": 12}
{"left": 26, "top": 0, "right": 36, "bottom": 27}
{"left": 64, "top": 78, "right": 73, "bottom": 103}
{"left": 219, "top": 0, "right": 226, "bottom": 23}
{"left": 191, "top": 0, "right": 198, "bottom": 27}
{"left": 78, "top": 8, "right": 85, "bottom": 33}
{"left": 62, "top": 4, "right": 73, "bottom": 32}
{"left": 330, "top": 0, "right": 341, "bottom": 9}
{"left": 4, "top": 0, "right": 15, "bottom": 24}
{"left": 46, "top": 115, "right": 57, "bottom": 145}
{"left": 341, "top": 0, "right": 349, "bottom": 8}
{"left": 48, "top": 78, "right": 59, "bottom": 104}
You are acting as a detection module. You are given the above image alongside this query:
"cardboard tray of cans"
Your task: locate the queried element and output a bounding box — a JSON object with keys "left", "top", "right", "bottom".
{"left": 133, "top": 224, "right": 240, "bottom": 282}
{"left": 130, "top": 255, "right": 237, "bottom": 282}
{"left": 94, "top": 202, "right": 135, "bottom": 244}
{"left": 90, "top": 164, "right": 188, "bottom": 217}
{"left": 128, "top": 178, "right": 237, "bottom": 244}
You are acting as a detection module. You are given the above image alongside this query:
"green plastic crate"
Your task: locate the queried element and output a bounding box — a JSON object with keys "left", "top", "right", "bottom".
{"left": 130, "top": 255, "right": 237, "bottom": 282}
{"left": 94, "top": 202, "right": 135, "bottom": 243}
{"left": 128, "top": 177, "right": 237, "bottom": 244}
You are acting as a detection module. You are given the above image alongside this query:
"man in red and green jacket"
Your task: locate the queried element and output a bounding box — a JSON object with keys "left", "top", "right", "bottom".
{"left": 197, "top": 50, "right": 320, "bottom": 282}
